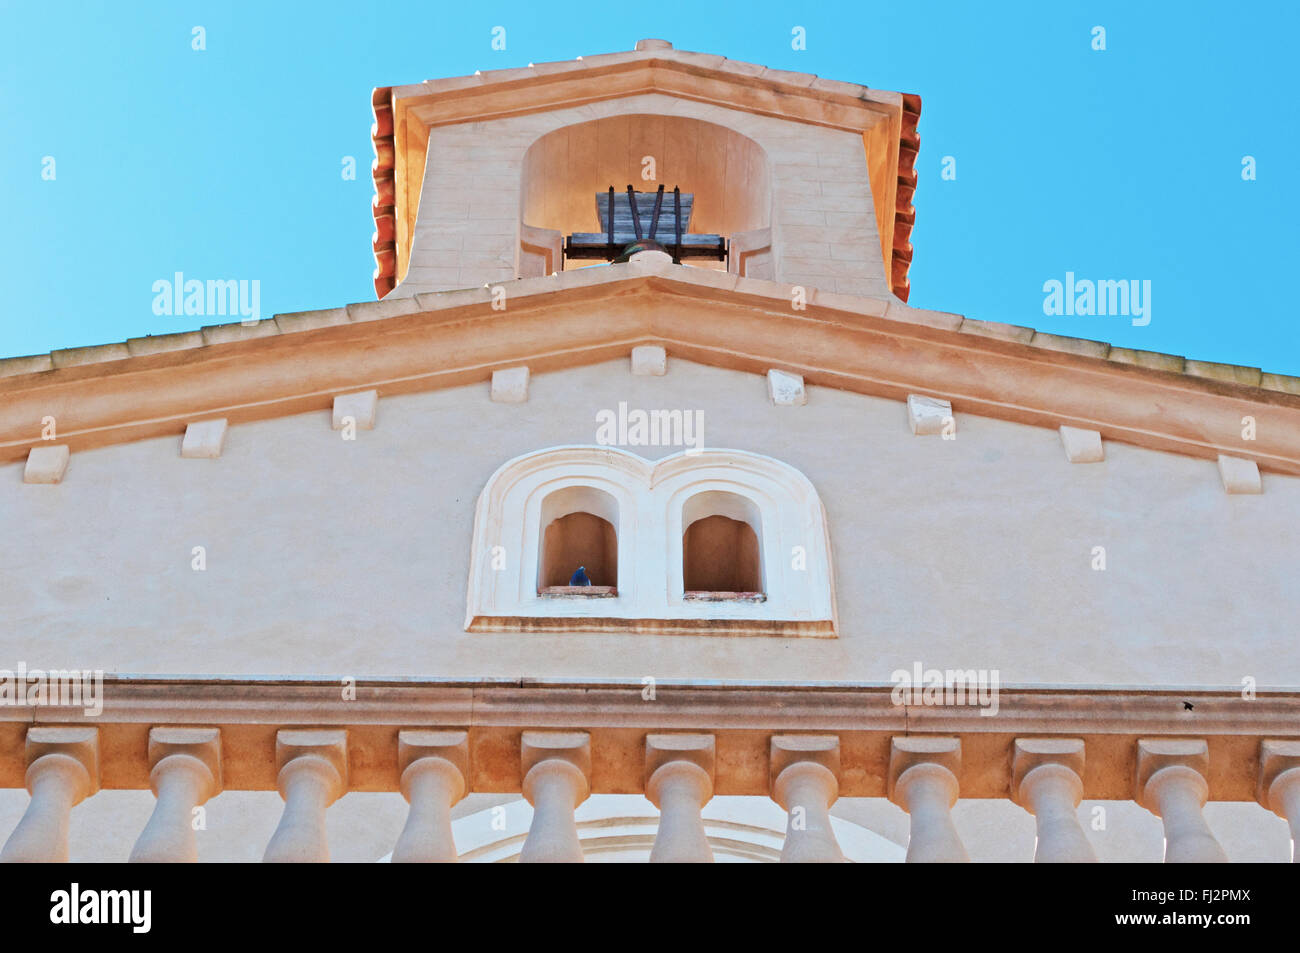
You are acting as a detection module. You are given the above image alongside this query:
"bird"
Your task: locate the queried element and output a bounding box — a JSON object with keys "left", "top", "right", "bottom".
{"left": 569, "top": 566, "right": 592, "bottom": 586}
{"left": 1183, "top": 701, "right": 1194, "bottom": 711}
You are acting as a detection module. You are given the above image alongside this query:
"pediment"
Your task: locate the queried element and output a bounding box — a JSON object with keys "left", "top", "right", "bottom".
{"left": 2, "top": 261, "right": 1299, "bottom": 477}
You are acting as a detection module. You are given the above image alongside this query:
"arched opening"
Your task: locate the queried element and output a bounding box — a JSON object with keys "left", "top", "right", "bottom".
{"left": 537, "top": 486, "right": 619, "bottom": 594}
{"left": 681, "top": 491, "right": 764, "bottom": 600}
{"left": 518, "top": 114, "right": 772, "bottom": 277}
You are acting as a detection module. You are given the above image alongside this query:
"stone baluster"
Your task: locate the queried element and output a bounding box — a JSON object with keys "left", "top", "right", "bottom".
{"left": 0, "top": 727, "right": 99, "bottom": 863}
{"left": 771, "top": 735, "right": 844, "bottom": 863}
{"left": 519, "top": 732, "right": 590, "bottom": 863}
{"left": 888, "top": 737, "right": 969, "bottom": 863}
{"left": 1011, "top": 738, "right": 1097, "bottom": 863}
{"left": 391, "top": 730, "right": 468, "bottom": 863}
{"left": 645, "top": 734, "right": 714, "bottom": 863}
{"left": 1258, "top": 740, "right": 1300, "bottom": 863}
{"left": 129, "top": 728, "right": 221, "bottom": 863}
{"left": 1136, "top": 738, "right": 1228, "bottom": 863}
{"left": 263, "top": 730, "right": 348, "bottom": 863}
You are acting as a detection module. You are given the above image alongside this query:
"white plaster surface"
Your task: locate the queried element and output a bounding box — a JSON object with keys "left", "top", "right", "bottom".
{"left": 0, "top": 358, "right": 1294, "bottom": 685}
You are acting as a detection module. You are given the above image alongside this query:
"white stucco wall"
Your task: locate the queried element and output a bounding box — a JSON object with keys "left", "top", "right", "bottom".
{"left": 1, "top": 356, "right": 1295, "bottom": 687}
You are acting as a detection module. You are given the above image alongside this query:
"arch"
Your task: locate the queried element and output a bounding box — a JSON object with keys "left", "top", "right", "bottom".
{"left": 386, "top": 795, "right": 905, "bottom": 863}
{"left": 465, "top": 446, "right": 836, "bottom": 636}
{"left": 538, "top": 486, "right": 619, "bottom": 589}
{"left": 681, "top": 490, "right": 765, "bottom": 595}
{"left": 518, "top": 114, "right": 772, "bottom": 275}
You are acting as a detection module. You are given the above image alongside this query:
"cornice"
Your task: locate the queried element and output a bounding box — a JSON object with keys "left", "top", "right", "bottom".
{"left": 2, "top": 263, "right": 1298, "bottom": 476}
{"left": 0, "top": 677, "right": 1294, "bottom": 799}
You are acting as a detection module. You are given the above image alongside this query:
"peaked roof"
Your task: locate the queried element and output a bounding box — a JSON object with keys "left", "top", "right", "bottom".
{"left": 367, "top": 39, "right": 921, "bottom": 300}
{"left": 3, "top": 261, "right": 1298, "bottom": 477}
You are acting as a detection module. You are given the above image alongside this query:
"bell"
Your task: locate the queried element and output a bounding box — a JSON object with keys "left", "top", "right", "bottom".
{"left": 613, "top": 239, "right": 670, "bottom": 263}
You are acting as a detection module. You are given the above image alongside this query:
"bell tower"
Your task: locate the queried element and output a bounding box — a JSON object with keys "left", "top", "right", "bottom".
{"left": 368, "top": 39, "right": 920, "bottom": 303}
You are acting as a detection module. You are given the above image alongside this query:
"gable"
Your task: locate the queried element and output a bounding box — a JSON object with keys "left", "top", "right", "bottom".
{"left": 2, "top": 262, "right": 1298, "bottom": 478}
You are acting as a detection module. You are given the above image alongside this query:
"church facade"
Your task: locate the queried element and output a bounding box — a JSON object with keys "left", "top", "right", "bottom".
{"left": 1, "top": 39, "right": 1298, "bottom": 862}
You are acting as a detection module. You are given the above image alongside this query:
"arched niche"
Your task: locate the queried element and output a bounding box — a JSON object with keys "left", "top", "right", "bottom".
{"left": 682, "top": 491, "right": 764, "bottom": 596}
{"left": 519, "top": 114, "right": 772, "bottom": 275}
{"left": 538, "top": 486, "right": 619, "bottom": 589}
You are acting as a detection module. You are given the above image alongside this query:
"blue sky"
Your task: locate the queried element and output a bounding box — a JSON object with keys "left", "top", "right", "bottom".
{"left": 2, "top": 1, "right": 1296, "bottom": 372}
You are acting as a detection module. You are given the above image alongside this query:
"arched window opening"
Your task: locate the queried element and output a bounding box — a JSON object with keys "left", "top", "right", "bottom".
{"left": 537, "top": 486, "right": 619, "bottom": 596}
{"left": 681, "top": 491, "right": 765, "bottom": 601}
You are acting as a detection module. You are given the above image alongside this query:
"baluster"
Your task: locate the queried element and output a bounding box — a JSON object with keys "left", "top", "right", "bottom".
{"left": 1136, "top": 738, "right": 1228, "bottom": 863}
{"left": 1258, "top": 740, "right": 1300, "bottom": 863}
{"left": 771, "top": 735, "right": 843, "bottom": 863}
{"left": 263, "top": 730, "right": 348, "bottom": 863}
{"left": 0, "top": 727, "right": 99, "bottom": 863}
{"left": 519, "top": 732, "right": 589, "bottom": 863}
{"left": 888, "top": 737, "right": 969, "bottom": 863}
{"left": 392, "top": 731, "right": 467, "bottom": 863}
{"left": 1011, "top": 738, "right": 1097, "bottom": 863}
{"left": 129, "top": 728, "right": 221, "bottom": 863}
{"left": 645, "top": 734, "right": 714, "bottom": 863}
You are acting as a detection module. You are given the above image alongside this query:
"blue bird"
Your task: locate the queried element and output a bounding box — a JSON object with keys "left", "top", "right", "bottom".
{"left": 569, "top": 566, "right": 592, "bottom": 586}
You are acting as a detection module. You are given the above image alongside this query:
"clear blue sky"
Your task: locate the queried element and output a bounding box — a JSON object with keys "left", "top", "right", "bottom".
{"left": 2, "top": 1, "right": 1296, "bottom": 371}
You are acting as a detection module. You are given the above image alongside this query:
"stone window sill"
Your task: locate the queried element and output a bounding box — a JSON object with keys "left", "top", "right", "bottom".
{"left": 683, "top": 591, "right": 767, "bottom": 603}
{"left": 538, "top": 586, "right": 619, "bottom": 598}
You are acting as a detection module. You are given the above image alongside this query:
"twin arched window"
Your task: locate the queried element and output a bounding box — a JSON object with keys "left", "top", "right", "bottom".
{"left": 465, "top": 447, "right": 835, "bottom": 637}
{"left": 538, "top": 487, "right": 764, "bottom": 599}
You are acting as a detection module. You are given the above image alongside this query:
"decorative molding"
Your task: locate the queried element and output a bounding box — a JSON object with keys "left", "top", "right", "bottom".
{"left": 2, "top": 679, "right": 1298, "bottom": 800}
{"left": 491, "top": 366, "right": 530, "bottom": 403}
{"left": 332, "top": 390, "right": 378, "bottom": 430}
{"left": 631, "top": 345, "right": 667, "bottom": 377}
{"left": 23, "top": 445, "right": 69, "bottom": 484}
{"left": 1218, "top": 454, "right": 1262, "bottom": 494}
{"left": 907, "top": 394, "right": 951, "bottom": 435}
{"left": 1059, "top": 426, "right": 1104, "bottom": 463}
{"left": 767, "top": 369, "right": 807, "bottom": 406}
{"left": 180, "top": 418, "right": 227, "bottom": 459}
{"left": 2, "top": 270, "right": 1300, "bottom": 475}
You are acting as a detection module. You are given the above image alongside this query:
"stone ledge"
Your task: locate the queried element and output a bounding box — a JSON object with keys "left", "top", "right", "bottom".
{"left": 0, "top": 354, "right": 54, "bottom": 377}
{"left": 200, "top": 320, "right": 279, "bottom": 346}
{"left": 50, "top": 343, "right": 131, "bottom": 369}
{"left": 1187, "top": 360, "right": 1263, "bottom": 387}
{"left": 958, "top": 318, "right": 1035, "bottom": 344}
{"left": 126, "top": 332, "right": 205, "bottom": 357}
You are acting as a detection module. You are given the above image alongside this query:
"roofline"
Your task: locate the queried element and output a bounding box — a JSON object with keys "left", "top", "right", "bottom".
{"left": 2, "top": 262, "right": 1298, "bottom": 475}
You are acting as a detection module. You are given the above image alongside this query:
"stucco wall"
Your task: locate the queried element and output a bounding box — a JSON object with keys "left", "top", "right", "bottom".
{"left": 1, "top": 357, "right": 1294, "bottom": 687}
